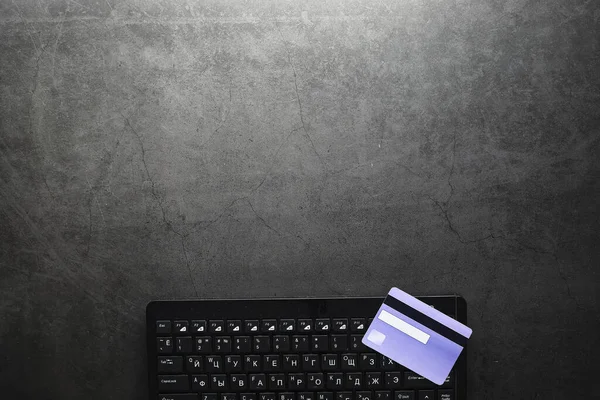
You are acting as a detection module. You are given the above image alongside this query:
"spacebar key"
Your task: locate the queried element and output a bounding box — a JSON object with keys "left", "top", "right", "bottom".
{"left": 158, "top": 395, "right": 198, "bottom": 400}
{"left": 158, "top": 375, "right": 190, "bottom": 392}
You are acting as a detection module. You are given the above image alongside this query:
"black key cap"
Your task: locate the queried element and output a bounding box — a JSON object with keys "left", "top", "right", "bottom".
{"left": 418, "top": 391, "right": 434, "bottom": 400}
{"left": 273, "top": 336, "right": 290, "bottom": 352}
{"left": 375, "top": 391, "right": 391, "bottom": 400}
{"left": 437, "top": 389, "right": 453, "bottom": 400}
{"left": 234, "top": 336, "right": 251, "bottom": 353}
{"left": 231, "top": 374, "right": 247, "bottom": 390}
{"left": 361, "top": 354, "right": 378, "bottom": 370}
{"left": 192, "top": 320, "right": 207, "bottom": 333}
{"left": 196, "top": 337, "right": 212, "bottom": 354}
{"left": 203, "top": 394, "right": 218, "bottom": 400}
{"left": 307, "top": 373, "right": 324, "bottom": 390}
{"left": 241, "top": 394, "right": 256, "bottom": 400}
{"left": 225, "top": 355, "right": 243, "bottom": 372}
{"left": 351, "top": 318, "right": 366, "bottom": 332}
{"left": 206, "top": 355, "right": 223, "bottom": 373}
{"left": 312, "top": 335, "right": 328, "bottom": 351}
{"left": 158, "top": 337, "right": 173, "bottom": 354}
{"left": 259, "top": 394, "right": 275, "bottom": 400}
{"left": 292, "top": 336, "right": 309, "bottom": 352}
{"left": 210, "top": 320, "right": 225, "bottom": 334}
{"left": 283, "top": 354, "right": 300, "bottom": 371}
{"left": 192, "top": 374, "right": 210, "bottom": 391}
{"left": 346, "top": 372, "right": 363, "bottom": 389}
{"left": 264, "top": 355, "right": 280, "bottom": 371}
{"left": 158, "top": 356, "right": 183, "bottom": 373}
{"left": 317, "top": 393, "right": 333, "bottom": 400}
{"left": 321, "top": 354, "right": 337, "bottom": 371}
{"left": 280, "top": 319, "right": 295, "bottom": 332}
{"left": 288, "top": 373, "right": 306, "bottom": 390}
{"left": 245, "top": 355, "right": 261, "bottom": 371}
{"left": 187, "top": 356, "right": 203, "bottom": 373}
{"left": 303, "top": 354, "right": 320, "bottom": 371}
{"left": 211, "top": 374, "right": 228, "bottom": 390}
{"left": 298, "top": 393, "right": 314, "bottom": 400}
{"left": 357, "top": 391, "right": 373, "bottom": 400}
{"left": 350, "top": 335, "right": 366, "bottom": 351}
{"left": 269, "top": 373, "right": 286, "bottom": 390}
{"left": 403, "top": 372, "right": 430, "bottom": 389}
{"left": 158, "top": 395, "right": 198, "bottom": 400}
{"left": 157, "top": 320, "right": 171, "bottom": 334}
{"left": 381, "top": 357, "right": 396, "bottom": 370}
{"left": 336, "top": 392, "right": 352, "bottom": 400}
{"left": 333, "top": 319, "right": 348, "bottom": 332}
{"left": 341, "top": 354, "right": 358, "bottom": 370}
{"left": 385, "top": 372, "right": 403, "bottom": 389}
{"left": 315, "top": 319, "right": 330, "bottom": 332}
{"left": 176, "top": 337, "right": 192, "bottom": 353}
{"left": 330, "top": 335, "right": 348, "bottom": 351}
{"left": 262, "top": 319, "right": 277, "bottom": 333}
{"left": 174, "top": 320, "right": 190, "bottom": 335}
{"left": 254, "top": 336, "right": 271, "bottom": 352}
{"left": 394, "top": 392, "right": 414, "bottom": 400}
{"left": 298, "top": 319, "right": 313, "bottom": 332}
{"left": 245, "top": 320, "right": 260, "bottom": 333}
{"left": 215, "top": 337, "right": 232, "bottom": 353}
{"left": 279, "top": 393, "right": 295, "bottom": 400}
{"left": 366, "top": 372, "right": 382, "bottom": 389}
{"left": 326, "top": 373, "right": 343, "bottom": 390}
{"left": 228, "top": 320, "right": 242, "bottom": 334}
{"left": 222, "top": 394, "right": 237, "bottom": 400}
{"left": 158, "top": 375, "right": 189, "bottom": 392}
{"left": 249, "top": 374, "right": 267, "bottom": 390}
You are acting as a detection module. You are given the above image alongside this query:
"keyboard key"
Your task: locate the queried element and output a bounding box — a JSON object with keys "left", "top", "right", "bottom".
{"left": 211, "top": 374, "right": 228, "bottom": 390}
{"left": 357, "top": 391, "right": 373, "bottom": 400}
{"left": 174, "top": 320, "right": 189, "bottom": 335}
{"left": 206, "top": 356, "right": 223, "bottom": 373}
{"left": 234, "top": 336, "right": 251, "bottom": 353}
{"left": 315, "top": 319, "right": 330, "bottom": 332}
{"left": 312, "top": 335, "right": 328, "bottom": 351}
{"left": 158, "top": 395, "right": 198, "bottom": 400}
{"left": 333, "top": 318, "right": 348, "bottom": 332}
{"left": 350, "top": 335, "right": 366, "bottom": 351}
{"left": 321, "top": 354, "right": 337, "bottom": 371}
{"left": 192, "top": 374, "right": 209, "bottom": 391}
{"left": 292, "top": 336, "right": 309, "bottom": 352}
{"left": 418, "top": 390, "right": 434, "bottom": 400}
{"left": 351, "top": 318, "right": 366, "bottom": 332}
{"left": 273, "top": 335, "right": 290, "bottom": 352}
{"left": 298, "top": 319, "right": 313, "bottom": 332}
{"left": 245, "top": 355, "right": 261, "bottom": 371}
{"left": 280, "top": 319, "right": 295, "bottom": 332}
{"left": 259, "top": 393, "right": 275, "bottom": 400}
{"left": 254, "top": 336, "right": 271, "bottom": 352}
{"left": 241, "top": 394, "right": 256, "bottom": 400}
{"left": 303, "top": 354, "right": 320, "bottom": 371}
{"left": 176, "top": 337, "right": 192, "bottom": 353}
{"left": 330, "top": 335, "right": 348, "bottom": 351}
{"left": 341, "top": 354, "right": 358, "bottom": 370}
{"left": 196, "top": 337, "right": 212, "bottom": 353}
{"left": 403, "top": 372, "right": 430, "bottom": 389}
{"left": 283, "top": 354, "right": 300, "bottom": 371}
{"left": 307, "top": 372, "right": 324, "bottom": 389}
{"left": 158, "top": 375, "right": 189, "bottom": 392}
{"left": 441, "top": 372, "right": 453, "bottom": 387}
{"left": 209, "top": 320, "right": 225, "bottom": 333}
{"left": 228, "top": 320, "right": 242, "bottom": 334}
{"left": 375, "top": 391, "right": 391, "bottom": 400}
{"left": 288, "top": 373, "right": 306, "bottom": 389}
{"left": 203, "top": 394, "right": 217, "bottom": 400}
{"left": 187, "top": 356, "right": 203, "bottom": 373}
{"left": 225, "top": 355, "right": 242, "bottom": 372}
{"left": 192, "top": 320, "right": 207, "bottom": 333}
{"left": 157, "top": 320, "right": 171, "bottom": 334}
{"left": 245, "top": 320, "right": 260, "bottom": 333}
{"left": 249, "top": 374, "right": 267, "bottom": 390}
{"left": 158, "top": 356, "right": 183, "bottom": 373}
{"left": 385, "top": 372, "right": 403, "bottom": 389}
{"left": 326, "top": 373, "right": 343, "bottom": 390}
{"left": 437, "top": 390, "right": 453, "bottom": 400}
{"left": 366, "top": 372, "right": 382, "bottom": 389}
{"left": 279, "top": 393, "right": 295, "bottom": 400}
{"left": 231, "top": 374, "right": 247, "bottom": 390}
{"left": 317, "top": 392, "right": 333, "bottom": 400}
{"left": 262, "top": 319, "right": 277, "bottom": 333}
{"left": 394, "top": 392, "right": 414, "bottom": 400}
{"left": 345, "top": 372, "right": 363, "bottom": 389}
{"left": 336, "top": 392, "right": 352, "bottom": 400}
{"left": 222, "top": 394, "right": 237, "bottom": 400}
{"left": 269, "top": 373, "right": 286, "bottom": 390}
{"left": 298, "top": 393, "right": 315, "bottom": 400}
{"left": 381, "top": 357, "right": 397, "bottom": 370}
{"left": 361, "top": 354, "right": 378, "bottom": 370}
{"left": 215, "top": 337, "right": 232, "bottom": 353}
{"left": 264, "top": 355, "right": 280, "bottom": 371}
{"left": 157, "top": 337, "right": 173, "bottom": 354}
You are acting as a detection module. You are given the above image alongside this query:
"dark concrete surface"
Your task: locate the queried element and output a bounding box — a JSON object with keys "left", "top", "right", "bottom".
{"left": 1, "top": 0, "right": 599, "bottom": 398}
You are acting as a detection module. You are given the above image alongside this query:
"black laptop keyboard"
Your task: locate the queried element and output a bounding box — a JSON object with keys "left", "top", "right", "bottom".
{"left": 147, "top": 298, "right": 466, "bottom": 400}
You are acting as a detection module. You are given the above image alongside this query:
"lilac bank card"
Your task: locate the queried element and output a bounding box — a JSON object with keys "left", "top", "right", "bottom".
{"left": 362, "top": 287, "right": 472, "bottom": 385}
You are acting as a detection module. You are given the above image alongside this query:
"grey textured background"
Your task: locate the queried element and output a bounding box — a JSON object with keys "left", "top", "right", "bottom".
{"left": 1, "top": 0, "right": 599, "bottom": 398}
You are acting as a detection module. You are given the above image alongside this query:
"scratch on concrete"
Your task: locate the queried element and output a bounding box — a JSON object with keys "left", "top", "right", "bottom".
{"left": 180, "top": 237, "right": 198, "bottom": 297}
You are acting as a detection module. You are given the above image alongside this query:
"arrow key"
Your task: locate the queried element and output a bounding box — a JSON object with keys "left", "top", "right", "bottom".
{"left": 418, "top": 391, "right": 434, "bottom": 400}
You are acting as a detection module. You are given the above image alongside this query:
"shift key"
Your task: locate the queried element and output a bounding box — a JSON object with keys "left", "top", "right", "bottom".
{"left": 158, "top": 375, "right": 189, "bottom": 392}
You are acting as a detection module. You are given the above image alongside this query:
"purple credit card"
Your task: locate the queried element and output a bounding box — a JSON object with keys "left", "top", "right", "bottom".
{"left": 362, "top": 287, "right": 472, "bottom": 385}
